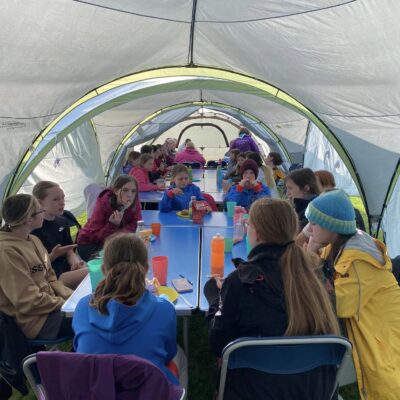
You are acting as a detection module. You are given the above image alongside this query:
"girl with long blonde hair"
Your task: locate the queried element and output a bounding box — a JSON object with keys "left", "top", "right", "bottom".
{"left": 205, "top": 197, "right": 339, "bottom": 399}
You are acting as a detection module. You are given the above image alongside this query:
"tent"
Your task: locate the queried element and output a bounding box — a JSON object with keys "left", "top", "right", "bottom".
{"left": 0, "top": 0, "right": 399, "bottom": 256}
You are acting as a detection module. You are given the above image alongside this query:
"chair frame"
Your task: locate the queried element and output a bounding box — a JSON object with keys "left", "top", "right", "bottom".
{"left": 218, "top": 335, "right": 352, "bottom": 400}
{"left": 23, "top": 353, "right": 186, "bottom": 400}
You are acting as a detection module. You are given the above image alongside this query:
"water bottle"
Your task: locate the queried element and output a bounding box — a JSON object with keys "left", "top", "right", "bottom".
{"left": 136, "top": 220, "right": 144, "bottom": 234}
{"left": 233, "top": 221, "right": 244, "bottom": 243}
{"left": 188, "top": 196, "right": 196, "bottom": 219}
{"left": 233, "top": 206, "right": 243, "bottom": 224}
{"left": 211, "top": 233, "right": 225, "bottom": 277}
{"left": 216, "top": 166, "right": 223, "bottom": 186}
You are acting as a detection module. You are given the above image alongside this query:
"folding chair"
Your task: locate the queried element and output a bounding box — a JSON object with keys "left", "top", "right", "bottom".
{"left": 218, "top": 335, "right": 352, "bottom": 400}
{"left": 23, "top": 352, "right": 186, "bottom": 400}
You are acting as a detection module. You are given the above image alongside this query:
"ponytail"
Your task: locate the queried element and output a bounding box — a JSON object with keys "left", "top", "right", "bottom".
{"left": 90, "top": 260, "right": 146, "bottom": 315}
{"left": 280, "top": 243, "right": 339, "bottom": 336}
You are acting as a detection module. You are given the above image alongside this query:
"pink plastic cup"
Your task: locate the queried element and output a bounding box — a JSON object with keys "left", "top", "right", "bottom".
{"left": 152, "top": 256, "right": 168, "bottom": 286}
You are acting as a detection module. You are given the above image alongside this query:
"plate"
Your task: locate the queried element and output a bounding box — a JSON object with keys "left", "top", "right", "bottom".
{"left": 159, "top": 286, "right": 179, "bottom": 303}
{"left": 176, "top": 210, "right": 190, "bottom": 218}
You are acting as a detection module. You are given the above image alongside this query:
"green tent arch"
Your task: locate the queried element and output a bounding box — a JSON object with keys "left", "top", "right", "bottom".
{"left": 6, "top": 66, "right": 366, "bottom": 213}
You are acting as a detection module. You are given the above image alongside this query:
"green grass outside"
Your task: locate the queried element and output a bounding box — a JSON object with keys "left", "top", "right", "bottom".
{"left": 12, "top": 201, "right": 367, "bottom": 400}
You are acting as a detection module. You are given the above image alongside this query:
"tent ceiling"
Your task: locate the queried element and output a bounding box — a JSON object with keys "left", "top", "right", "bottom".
{"left": 1, "top": 0, "right": 399, "bottom": 220}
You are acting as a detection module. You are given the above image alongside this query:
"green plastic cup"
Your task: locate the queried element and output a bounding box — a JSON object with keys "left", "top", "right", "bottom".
{"left": 88, "top": 258, "right": 104, "bottom": 291}
{"left": 224, "top": 237, "right": 233, "bottom": 253}
{"left": 226, "top": 201, "right": 237, "bottom": 218}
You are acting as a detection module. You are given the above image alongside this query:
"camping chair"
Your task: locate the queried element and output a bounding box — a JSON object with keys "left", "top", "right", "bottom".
{"left": 83, "top": 183, "right": 106, "bottom": 218}
{"left": 218, "top": 335, "right": 352, "bottom": 400}
{"left": 61, "top": 210, "right": 81, "bottom": 230}
{"left": 23, "top": 352, "right": 185, "bottom": 400}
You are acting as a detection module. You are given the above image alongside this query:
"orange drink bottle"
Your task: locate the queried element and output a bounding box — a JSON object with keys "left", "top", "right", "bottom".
{"left": 211, "top": 233, "right": 225, "bottom": 277}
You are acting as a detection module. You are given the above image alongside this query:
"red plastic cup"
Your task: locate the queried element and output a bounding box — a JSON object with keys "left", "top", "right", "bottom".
{"left": 151, "top": 222, "right": 161, "bottom": 236}
{"left": 152, "top": 256, "right": 168, "bottom": 286}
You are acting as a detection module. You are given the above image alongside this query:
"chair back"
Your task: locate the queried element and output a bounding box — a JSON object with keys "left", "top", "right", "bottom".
{"left": 83, "top": 183, "right": 106, "bottom": 218}
{"left": 23, "top": 351, "right": 185, "bottom": 400}
{"left": 218, "top": 335, "right": 352, "bottom": 400}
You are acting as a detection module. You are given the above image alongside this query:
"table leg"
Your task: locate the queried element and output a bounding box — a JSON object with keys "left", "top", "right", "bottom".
{"left": 183, "top": 316, "right": 189, "bottom": 358}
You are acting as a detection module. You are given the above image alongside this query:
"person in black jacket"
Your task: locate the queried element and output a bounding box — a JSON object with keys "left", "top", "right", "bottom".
{"left": 204, "top": 198, "right": 340, "bottom": 400}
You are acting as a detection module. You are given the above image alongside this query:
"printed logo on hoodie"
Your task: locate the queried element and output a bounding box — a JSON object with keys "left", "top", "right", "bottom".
{"left": 31, "top": 263, "right": 45, "bottom": 273}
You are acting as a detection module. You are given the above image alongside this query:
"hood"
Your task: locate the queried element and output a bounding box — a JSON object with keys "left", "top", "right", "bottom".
{"left": 334, "top": 230, "right": 390, "bottom": 274}
{"left": 88, "top": 290, "right": 157, "bottom": 344}
{"left": 0, "top": 231, "right": 28, "bottom": 244}
{"left": 98, "top": 188, "right": 113, "bottom": 202}
{"left": 183, "top": 148, "right": 199, "bottom": 154}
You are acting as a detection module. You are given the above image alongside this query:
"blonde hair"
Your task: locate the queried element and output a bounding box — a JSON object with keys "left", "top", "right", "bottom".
{"left": 0, "top": 194, "right": 37, "bottom": 232}
{"left": 185, "top": 141, "right": 195, "bottom": 149}
{"left": 262, "top": 165, "right": 276, "bottom": 190}
{"left": 171, "top": 164, "right": 188, "bottom": 177}
{"left": 32, "top": 181, "right": 59, "bottom": 200}
{"left": 90, "top": 233, "right": 148, "bottom": 314}
{"left": 249, "top": 198, "right": 339, "bottom": 336}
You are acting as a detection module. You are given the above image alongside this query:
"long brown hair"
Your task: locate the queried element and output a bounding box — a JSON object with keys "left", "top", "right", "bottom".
{"left": 110, "top": 175, "right": 139, "bottom": 211}
{"left": 0, "top": 194, "right": 37, "bottom": 232}
{"left": 249, "top": 198, "right": 339, "bottom": 336}
{"left": 285, "top": 168, "right": 321, "bottom": 196}
{"left": 90, "top": 233, "right": 148, "bottom": 314}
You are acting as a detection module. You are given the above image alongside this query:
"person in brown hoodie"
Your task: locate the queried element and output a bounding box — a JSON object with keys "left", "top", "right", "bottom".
{"left": 0, "top": 194, "right": 73, "bottom": 340}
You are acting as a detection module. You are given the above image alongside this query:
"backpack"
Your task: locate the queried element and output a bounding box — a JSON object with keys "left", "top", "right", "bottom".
{"left": 0, "top": 312, "right": 32, "bottom": 395}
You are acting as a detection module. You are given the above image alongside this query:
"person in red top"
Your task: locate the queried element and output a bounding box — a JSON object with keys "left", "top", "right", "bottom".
{"left": 77, "top": 175, "right": 142, "bottom": 261}
{"left": 129, "top": 154, "right": 166, "bottom": 192}
{"left": 175, "top": 141, "right": 206, "bottom": 166}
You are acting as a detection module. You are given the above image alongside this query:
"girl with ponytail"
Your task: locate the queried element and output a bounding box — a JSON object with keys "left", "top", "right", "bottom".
{"left": 204, "top": 197, "right": 339, "bottom": 400}
{"left": 72, "top": 233, "right": 181, "bottom": 385}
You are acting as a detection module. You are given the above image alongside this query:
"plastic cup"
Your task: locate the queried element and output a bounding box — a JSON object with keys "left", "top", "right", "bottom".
{"left": 88, "top": 259, "right": 104, "bottom": 291}
{"left": 224, "top": 237, "right": 233, "bottom": 253}
{"left": 226, "top": 201, "right": 237, "bottom": 217}
{"left": 152, "top": 256, "right": 168, "bottom": 286}
{"left": 151, "top": 222, "right": 161, "bottom": 236}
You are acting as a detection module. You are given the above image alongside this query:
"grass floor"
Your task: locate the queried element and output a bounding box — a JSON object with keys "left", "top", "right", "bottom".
{"left": 11, "top": 313, "right": 360, "bottom": 400}
{"left": 11, "top": 198, "right": 367, "bottom": 399}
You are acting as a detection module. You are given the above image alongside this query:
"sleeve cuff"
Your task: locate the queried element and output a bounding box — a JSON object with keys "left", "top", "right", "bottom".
{"left": 254, "top": 182, "right": 262, "bottom": 192}
{"left": 167, "top": 190, "right": 175, "bottom": 198}
{"left": 236, "top": 184, "right": 244, "bottom": 192}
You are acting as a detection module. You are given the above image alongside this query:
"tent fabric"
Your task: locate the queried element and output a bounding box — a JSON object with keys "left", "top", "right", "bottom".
{"left": 304, "top": 123, "right": 358, "bottom": 196}
{"left": 20, "top": 121, "right": 105, "bottom": 216}
{"left": 0, "top": 1, "right": 399, "bottom": 253}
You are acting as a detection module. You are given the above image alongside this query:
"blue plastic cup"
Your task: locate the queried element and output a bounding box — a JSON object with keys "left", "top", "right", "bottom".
{"left": 226, "top": 201, "right": 237, "bottom": 218}
{"left": 88, "top": 259, "right": 104, "bottom": 291}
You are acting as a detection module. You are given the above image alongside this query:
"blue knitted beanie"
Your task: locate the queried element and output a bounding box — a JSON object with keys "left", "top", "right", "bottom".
{"left": 305, "top": 189, "right": 356, "bottom": 234}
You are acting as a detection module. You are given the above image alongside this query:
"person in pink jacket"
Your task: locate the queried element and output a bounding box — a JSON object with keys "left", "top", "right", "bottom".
{"left": 129, "top": 154, "right": 166, "bottom": 192}
{"left": 175, "top": 141, "right": 206, "bottom": 166}
{"left": 77, "top": 175, "right": 142, "bottom": 261}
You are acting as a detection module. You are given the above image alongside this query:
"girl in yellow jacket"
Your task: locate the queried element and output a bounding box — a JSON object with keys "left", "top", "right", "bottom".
{"left": 305, "top": 189, "right": 400, "bottom": 400}
{"left": 0, "top": 194, "right": 73, "bottom": 340}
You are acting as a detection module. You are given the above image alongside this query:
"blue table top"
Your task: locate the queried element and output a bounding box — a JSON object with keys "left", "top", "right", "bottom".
{"left": 142, "top": 210, "right": 234, "bottom": 227}
{"left": 199, "top": 227, "right": 248, "bottom": 311}
{"left": 62, "top": 226, "right": 200, "bottom": 316}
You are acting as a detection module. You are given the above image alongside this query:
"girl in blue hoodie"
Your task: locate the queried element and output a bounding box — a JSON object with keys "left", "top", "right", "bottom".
{"left": 72, "top": 233, "right": 179, "bottom": 384}
{"left": 159, "top": 164, "right": 209, "bottom": 212}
